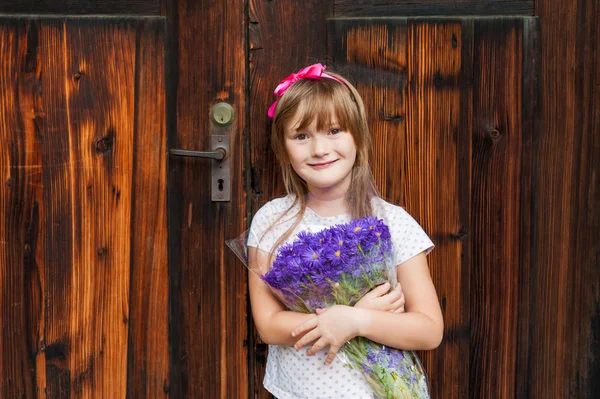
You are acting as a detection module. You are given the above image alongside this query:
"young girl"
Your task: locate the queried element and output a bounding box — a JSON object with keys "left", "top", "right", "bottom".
{"left": 247, "top": 63, "right": 443, "bottom": 398}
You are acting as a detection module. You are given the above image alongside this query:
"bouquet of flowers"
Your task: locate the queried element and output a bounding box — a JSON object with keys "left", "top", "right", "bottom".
{"left": 228, "top": 216, "right": 429, "bottom": 398}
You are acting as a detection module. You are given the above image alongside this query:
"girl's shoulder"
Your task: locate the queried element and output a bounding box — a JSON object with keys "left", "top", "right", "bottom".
{"left": 371, "top": 196, "right": 410, "bottom": 218}
{"left": 253, "top": 194, "right": 297, "bottom": 221}
{"left": 248, "top": 195, "right": 299, "bottom": 251}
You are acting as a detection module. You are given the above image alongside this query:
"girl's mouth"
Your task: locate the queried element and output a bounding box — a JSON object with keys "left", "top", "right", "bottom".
{"left": 308, "top": 159, "right": 338, "bottom": 169}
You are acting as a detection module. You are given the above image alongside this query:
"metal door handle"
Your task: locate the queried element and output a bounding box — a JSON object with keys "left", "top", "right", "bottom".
{"left": 169, "top": 147, "right": 226, "bottom": 161}
{"left": 169, "top": 136, "right": 230, "bottom": 202}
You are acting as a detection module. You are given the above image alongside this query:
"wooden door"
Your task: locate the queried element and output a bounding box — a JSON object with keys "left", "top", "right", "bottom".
{"left": 1, "top": 1, "right": 597, "bottom": 398}
{"left": 0, "top": 15, "right": 169, "bottom": 397}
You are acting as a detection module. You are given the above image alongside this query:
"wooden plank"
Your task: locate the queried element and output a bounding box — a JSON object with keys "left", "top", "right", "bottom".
{"left": 0, "top": 1, "right": 160, "bottom": 15}
{"left": 0, "top": 15, "right": 168, "bottom": 397}
{"left": 531, "top": 0, "right": 600, "bottom": 397}
{"left": 248, "top": 1, "right": 333, "bottom": 397}
{"left": 513, "top": 16, "right": 539, "bottom": 399}
{"left": 126, "top": 18, "right": 169, "bottom": 398}
{"left": 470, "top": 17, "right": 527, "bottom": 398}
{"left": 60, "top": 17, "right": 139, "bottom": 397}
{"left": 164, "top": 0, "right": 247, "bottom": 397}
{"left": 328, "top": 17, "right": 468, "bottom": 399}
{"left": 0, "top": 17, "right": 39, "bottom": 398}
{"left": 404, "top": 19, "right": 468, "bottom": 399}
{"left": 335, "top": 1, "right": 534, "bottom": 17}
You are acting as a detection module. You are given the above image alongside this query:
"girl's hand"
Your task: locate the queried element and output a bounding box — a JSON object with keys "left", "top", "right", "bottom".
{"left": 354, "top": 282, "right": 406, "bottom": 313}
{"left": 291, "top": 305, "right": 361, "bottom": 365}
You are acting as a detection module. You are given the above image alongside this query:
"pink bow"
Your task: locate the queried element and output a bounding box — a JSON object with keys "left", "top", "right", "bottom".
{"left": 268, "top": 63, "right": 344, "bottom": 117}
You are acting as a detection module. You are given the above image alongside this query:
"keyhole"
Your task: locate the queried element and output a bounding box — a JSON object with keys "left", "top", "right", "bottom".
{"left": 219, "top": 114, "right": 225, "bottom": 123}
{"left": 218, "top": 179, "right": 224, "bottom": 191}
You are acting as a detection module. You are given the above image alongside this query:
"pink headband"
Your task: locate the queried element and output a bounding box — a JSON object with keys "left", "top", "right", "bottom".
{"left": 268, "top": 63, "right": 346, "bottom": 118}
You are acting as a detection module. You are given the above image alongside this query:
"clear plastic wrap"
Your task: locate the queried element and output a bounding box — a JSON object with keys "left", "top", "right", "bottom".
{"left": 227, "top": 211, "right": 430, "bottom": 398}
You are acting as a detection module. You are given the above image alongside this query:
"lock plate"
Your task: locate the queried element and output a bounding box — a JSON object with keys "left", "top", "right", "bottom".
{"left": 212, "top": 135, "right": 230, "bottom": 201}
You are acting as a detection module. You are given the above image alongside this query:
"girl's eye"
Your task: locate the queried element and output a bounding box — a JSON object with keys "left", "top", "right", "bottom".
{"left": 329, "top": 128, "right": 342, "bottom": 135}
{"left": 294, "top": 133, "right": 308, "bottom": 141}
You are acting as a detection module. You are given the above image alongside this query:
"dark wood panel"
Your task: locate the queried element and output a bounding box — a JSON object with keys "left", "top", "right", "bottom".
{"left": 514, "top": 16, "right": 539, "bottom": 399}
{"left": 531, "top": 0, "right": 600, "bottom": 397}
{"left": 248, "top": 1, "right": 333, "bottom": 397}
{"left": 126, "top": 18, "right": 169, "bottom": 398}
{"left": 0, "top": 15, "right": 168, "bottom": 397}
{"left": 335, "top": 1, "right": 534, "bottom": 17}
{"left": 165, "top": 0, "right": 247, "bottom": 397}
{"left": 0, "top": 0, "right": 160, "bottom": 15}
{"left": 470, "top": 17, "right": 530, "bottom": 398}
{"left": 405, "top": 19, "right": 469, "bottom": 399}
{"left": 0, "top": 17, "right": 40, "bottom": 398}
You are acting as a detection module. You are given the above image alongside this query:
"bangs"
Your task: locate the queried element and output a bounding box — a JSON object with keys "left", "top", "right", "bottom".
{"left": 290, "top": 80, "right": 357, "bottom": 133}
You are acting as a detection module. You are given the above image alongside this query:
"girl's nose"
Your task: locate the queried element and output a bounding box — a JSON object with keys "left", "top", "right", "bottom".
{"left": 311, "top": 136, "right": 329, "bottom": 157}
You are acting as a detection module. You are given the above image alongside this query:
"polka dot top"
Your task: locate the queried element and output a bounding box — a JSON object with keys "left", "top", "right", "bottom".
{"left": 247, "top": 195, "right": 435, "bottom": 399}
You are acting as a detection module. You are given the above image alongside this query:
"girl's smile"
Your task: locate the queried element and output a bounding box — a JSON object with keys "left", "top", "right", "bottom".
{"left": 308, "top": 159, "right": 339, "bottom": 168}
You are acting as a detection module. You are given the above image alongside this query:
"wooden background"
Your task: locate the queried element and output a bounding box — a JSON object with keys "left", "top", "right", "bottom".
{"left": 0, "top": 0, "right": 598, "bottom": 398}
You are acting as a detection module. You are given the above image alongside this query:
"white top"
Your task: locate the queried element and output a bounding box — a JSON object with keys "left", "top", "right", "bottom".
{"left": 247, "top": 195, "right": 435, "bottom": 399}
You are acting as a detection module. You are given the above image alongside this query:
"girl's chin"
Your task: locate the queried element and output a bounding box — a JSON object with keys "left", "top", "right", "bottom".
{"left": 305, "top": 179, "right": 348, "bottom": 191}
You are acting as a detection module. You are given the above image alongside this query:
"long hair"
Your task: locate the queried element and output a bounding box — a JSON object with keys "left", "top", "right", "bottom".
{"left": 264, "top": 69, "right": 378, "bottom": 258}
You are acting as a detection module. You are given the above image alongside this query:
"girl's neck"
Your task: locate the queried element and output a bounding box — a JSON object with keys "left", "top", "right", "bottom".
{"left": 305, "top": 190, "right": 349, "bottom": 216}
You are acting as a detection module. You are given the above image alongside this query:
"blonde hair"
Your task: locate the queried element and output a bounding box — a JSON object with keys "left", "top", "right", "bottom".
{"left": 264, "top": 69, "right": 377, "bottom": 258}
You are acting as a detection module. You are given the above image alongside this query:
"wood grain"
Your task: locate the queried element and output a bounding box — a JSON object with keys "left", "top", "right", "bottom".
{"left": 469, "top": 17, "right": 530, "bottom": 399}
{"left": 406, "top": 19, "right": 468, "bottom": 399}
{"left": 164, "top": 0, "right": 248, "bottom": 397}
{"left": 126, "top": 18, "right": 169, "bottom": 398}
{"left": 0, "top": 16, "right": 168, "bottom": 398}
{"left": 531, "top": 0, "right": 600, "bottom": 397}
{"left": 248, "top": 1, "right": 333, "bottom": 397}
{"left": 0, "top": 1, "right": 160, "bottom": 15}
{"left": 335, "top": 1, "right": 534, "bottom": 17}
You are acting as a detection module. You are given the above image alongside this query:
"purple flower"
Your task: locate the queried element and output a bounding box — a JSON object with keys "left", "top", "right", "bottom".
{"left": 298, "top": 245, "right": 325, "bottom": 268}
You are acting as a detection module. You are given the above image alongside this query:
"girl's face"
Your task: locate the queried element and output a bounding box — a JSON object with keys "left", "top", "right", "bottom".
{"left": 283, "top": 111, "right": 357, "bottom": 195}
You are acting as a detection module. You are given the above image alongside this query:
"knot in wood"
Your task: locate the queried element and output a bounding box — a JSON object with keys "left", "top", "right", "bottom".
{"left": 72, "top": 70, "right": 84, "bottom": 82}
{"left": 489, "top": 128, "right": 502, "bottom": 141}
{"left": 95, "top": 136, "right": 113, "bottom": 153}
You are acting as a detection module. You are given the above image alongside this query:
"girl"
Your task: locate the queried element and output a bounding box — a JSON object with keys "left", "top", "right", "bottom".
{"left": 247, "top": 63, "right": 443, "bottom": 398}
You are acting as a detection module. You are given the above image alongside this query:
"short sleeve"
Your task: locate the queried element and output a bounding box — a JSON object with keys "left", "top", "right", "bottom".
{"left": 247, "top": 202, "right": 274, "bottom": 252}
{"left": 388, "top": 206, "right": 435, "bottom": 266}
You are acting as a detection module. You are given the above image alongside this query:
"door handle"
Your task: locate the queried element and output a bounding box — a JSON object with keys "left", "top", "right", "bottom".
{"left": 169, "top": 135, "right": 230, "bottom": 202}
{"left": 169, "top": 148, "right": 226, "bottom": 161}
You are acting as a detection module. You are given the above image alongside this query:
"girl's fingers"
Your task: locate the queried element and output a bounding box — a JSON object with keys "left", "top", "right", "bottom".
{"left": 367, "top": 282, "right": 390, "bottom": 298}
{"left": 292, "top": 316, "right": 318, "bottom": 338}
{"left": 383, "top": 287, "right": 402, "bottom": 303}
{"left": 307, "top": 337, "right": 328, "bottom": 356}
{"left": 294, "top": 327, "right": 321, "bottom": 350}
{"left": 390, "top": 294, "right": 405, "bottom": 310}
{"left": 325, "top": 344, "right": 341, "bottom": 365}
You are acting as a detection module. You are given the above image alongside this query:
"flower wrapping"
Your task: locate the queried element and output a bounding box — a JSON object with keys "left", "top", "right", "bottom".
{"left": 228, "top": 216, "right": 430, "bottom": 398}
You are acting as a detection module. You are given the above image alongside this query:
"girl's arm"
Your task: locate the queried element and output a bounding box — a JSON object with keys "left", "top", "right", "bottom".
{"left": 292, "top": 252, "right": 443, "bottom": 364}
{"left": 355, "top": 251, "right": 443, "bottom": 348}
